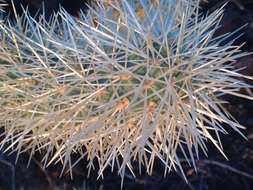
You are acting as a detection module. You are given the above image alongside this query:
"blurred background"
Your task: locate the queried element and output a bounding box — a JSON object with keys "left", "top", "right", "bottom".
{"left": 1, "top": 0, "right": 253, "bottom": 189}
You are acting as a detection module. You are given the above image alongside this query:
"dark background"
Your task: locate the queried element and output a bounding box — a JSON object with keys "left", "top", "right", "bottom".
{"left": 1, "top": 0, "right": 253, "bottom": 189}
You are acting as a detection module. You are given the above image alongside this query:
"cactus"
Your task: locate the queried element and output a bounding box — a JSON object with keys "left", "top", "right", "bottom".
{"left": 0, "top": 0, "right": 252, "bottom": 184}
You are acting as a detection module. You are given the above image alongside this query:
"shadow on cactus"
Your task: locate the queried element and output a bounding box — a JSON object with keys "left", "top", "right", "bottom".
{"left": 0, "top": 0, "right": 252, "bottom": 185}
